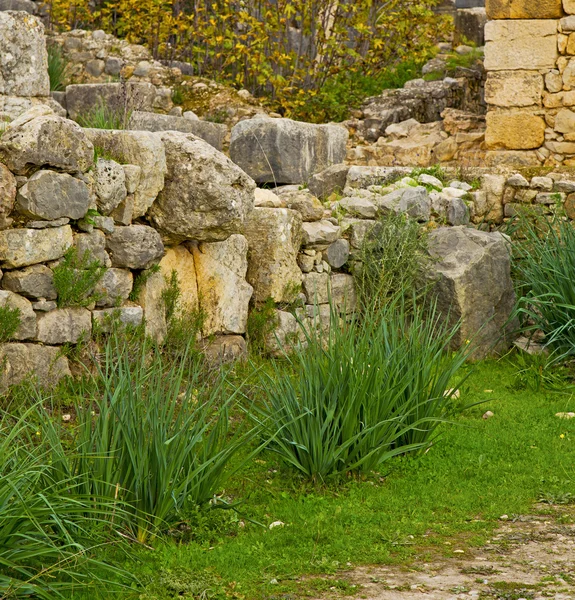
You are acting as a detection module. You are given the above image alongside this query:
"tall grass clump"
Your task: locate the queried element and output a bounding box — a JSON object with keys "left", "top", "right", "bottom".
{"left": 355, "top": 211, "right": 430, "bottom": 313}
{"left": 252, "top": 297, "right": 469, "bottom": 481}
{"left": 76, "top": 100, "right": 131, "bottom": 130}
{"left": 47, "top": 44, "right": 68, "bottom": 92}
{"left": 513, "top": 214, "right": 575, "bottom": 360}
{"left": 38, "top": 333, "right": 254, "bottom": 544}
{"left": 0, "top": 407, "right": 127, "bottom": 598}
{"left": 53, "top": 247, "right": 107, "bottom": 308}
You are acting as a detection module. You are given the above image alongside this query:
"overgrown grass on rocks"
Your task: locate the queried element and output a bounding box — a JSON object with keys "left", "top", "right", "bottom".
{"left": 513, "top": 213, "right": 575, "bottom": 361}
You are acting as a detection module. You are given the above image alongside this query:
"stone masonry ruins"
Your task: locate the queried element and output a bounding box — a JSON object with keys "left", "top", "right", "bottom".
{"left": 2, "top": 4, "right": 564, "bottom": 390}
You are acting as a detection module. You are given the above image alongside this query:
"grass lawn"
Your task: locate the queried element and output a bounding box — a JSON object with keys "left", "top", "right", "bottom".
{"left": 85, "top": 355, "right": 575, "bottom": 600}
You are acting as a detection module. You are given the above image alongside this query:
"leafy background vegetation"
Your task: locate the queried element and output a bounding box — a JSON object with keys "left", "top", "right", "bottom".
{"left": 45, "top": 0, "right": 450, "bottom": 121}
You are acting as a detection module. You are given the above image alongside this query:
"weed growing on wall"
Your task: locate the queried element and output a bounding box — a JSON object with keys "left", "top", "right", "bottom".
{"left": 53, "top": 247, "right": 107, "bottom": 308}
{"left": 0, "top": 306, "right": 21, "bottom": 343}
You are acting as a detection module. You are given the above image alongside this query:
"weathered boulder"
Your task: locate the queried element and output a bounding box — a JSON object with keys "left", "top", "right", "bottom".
{"left": 0, "top": 225, "right": 73, "bottom": 268}
{"left": 158, "top": 246, "right": 199, "bottom": 313}
{"left": 427, "top": 226, "right": 516, "bottom": 358}
{"left": 17, "top": 170, "right": 91, "bottom": 221}
{"left": 202, "top": 335, "right": 248, "bottom": 363}
{"left": 0, "top": 110, "right": 94, "bottom": 175}
{"left": 105, "top": 225, "right": 164, "bottom": 269}
{"left": 192, "top": 235, "right": 253, "bottom": 336}
{"left": 0, "top": 343, "right": 70, "bottom": 392}
{"left": 149, "top": 132, "right": 255, "bottom": 243}
{"left": 36, "top": 307, "right": 92, "bottom": 344}
{"left": 0, "top": 290, "right": 36, "bottom": 339}
{"left": 376, "top": 187, "right": 431, "bottom": 222}
{"left": 136, "top": 269, "right": 166, "bottom": 343}
{"left": 324, "top": 239, "right": 350, "bottom": 269}
{"left": 128, "top": 111, "right": 226, "bottom": 151}
{"left": 75, "top": 230, "right": 112, "bottom": 268}
{"left": 66, "top": 82, "right": 156, "bottom": 121}
{"left": 92, "top": 306, "right": 143, "bottom": 332}
{"left": 94, "top": 268, "right": 133, "bottom": 308}
{"left": 486, "top": 0, "right": 562, "bottom": 19}
{"left": 302, "top": 272, "right": 330, "bottom": 304}
{"left": 0, "top": 163, "right": 16, "bottom": 230}
{"left": 485, "top": 111, "right": 546, "bottom": 150}
{"left": 243, "top": 208, "right": 303, "bottom": 304}
{"left": 2, "top": 265, "right": 56, "bottom": 299}
{"left": 84, "top": 129, "right": 166, "bottom": 218}
{"left": 330, "top": 273, "right": 357, "bottom": 314}
{"left": 264, "top": 309, "right": 306, "bottom": 357}
{"left": 308, "top": 164, "right": 350, "bottom": 199}
{"left": 302, "top": 220, "right": 341, "bottom": 246}
{"left": 279, "top": 190, "right": 324, "bottom": 222}
{"left": 345, "top": 166, "right": 411, "bottom": 190}
{"left": 94, "top": 159, "right": 127, "bottom": 216}
{"left": 337, "top": 197, "right": 377, "bottom": 219}
{"left": 229, "top": 117, "right": 349, "bottom": 184}
{"left": 0, "top": 12, "right": 49, "bottom": 97}
{"left": 0, "top": 0, "right": 38, "bottom": 14}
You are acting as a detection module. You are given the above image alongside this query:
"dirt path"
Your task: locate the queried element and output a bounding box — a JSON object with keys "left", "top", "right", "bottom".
{"left": 320, "top": 507, "right": 575, "bottom": 599}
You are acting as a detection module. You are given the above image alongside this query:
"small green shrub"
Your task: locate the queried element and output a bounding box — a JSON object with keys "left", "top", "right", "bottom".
{"left": 246, "top": 298, "right": 279, "bottom": 355}
{"left": 0, "top": 306, "right": 20, "bottom": 343}
{"left": 76, "top": 100, "right": 131, "bottom": 130}
{"left": 410, "top": 165, "right": 449, "bottom": 186}
{"left": 355, "top": 211, "right": 429, "bottom": 313}
{"left": 53, "top": 247, "right": 107, "bottom": 308}
{"left": 161, "top": 269, "right": 182, "bottom": 323}
{"left": 38, "top": 333, "right": 255, "bottom": 544}
{"left": 513, "top": 214, "right": 575, "bottom": 361}
{"left": 47, "top": 44, "right": 69, "bottom": 92}
{"left": 251, "top": 297, "right": 469, "bottom": 481}
{"left": 171, "top": 86, "right": 184, "bottom": 106}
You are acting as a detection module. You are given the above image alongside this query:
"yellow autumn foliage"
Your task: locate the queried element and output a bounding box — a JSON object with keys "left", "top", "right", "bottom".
{"left": 46, "top": 0, "right": 452, "bottom": 121}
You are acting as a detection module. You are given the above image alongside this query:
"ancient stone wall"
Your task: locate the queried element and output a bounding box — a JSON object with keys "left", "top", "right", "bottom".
{"left": 483, "top": 0, "right": 575, "bottom": 168}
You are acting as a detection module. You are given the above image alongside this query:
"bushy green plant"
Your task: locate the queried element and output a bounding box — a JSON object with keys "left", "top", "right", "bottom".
{"left": 47, "top": 44, "right": 69, "bottom": 92}
{"left": 0, "top": 407, "right": 127, "bottom": 598}
{"left": 76, "top": 100, "right": 131, "bottom": 130}
{"left": 0, "top": 306, "right": 20, "bottom": 343}
{"left": 161, "top": 269, "right": 182, "bottom": 322}
{"left": 251, "top": 297, "right": 468, "bottom": 481}
{"left": 513, "top": 215, "right": 575, "bottom": 361}
{"left": 246, "top": 298, "right": 279, "bottom": 355}
{"left": 38, "top": 333, "right": 255, "bottom": 544}
{"left": 355, "top": 211, "right": 430, "bottom": 313}
{"left": 53, "top": 247, "right": 107, "bottom": 308}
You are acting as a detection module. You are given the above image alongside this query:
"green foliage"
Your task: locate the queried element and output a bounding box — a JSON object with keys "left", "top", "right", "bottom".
{"left": 0, "top": 406, "right": 128, "bottom": 598}
{"left": 47, "top": 0, "right": 450, "bottom": 122}
{"left": 250, "top": 297, "right": 469, "bottom": 480}
{"left": 129, "top": 264, "right": 160, "bottom": 301}
{"left": 513, "top": 214, "right": 575, "bottom": 361}
{"left": 76, "top": 100, "right": 131, "bottom": 129}
{"left": 292, "top": 58, "right": 427, "bottom": 123}
{"left": 355, "top": 211, "right": 430, "bottom": 313}
{"left": 445, "top": 47, "right": 484, "bottom": 71}
{"left": 0, "top": 306, "right": 20, "bottom": 343}
{"left": 38, "top": 333, "right": 255, "bottom": 544}
{"left": 53, "top": 247, "right": 107, "bottom": 308}
{"left": 47, "top": 44, "right": 69, "bottom": 92}
{"left": 161, "top": 269, "right": 182, "bottom": 322}
{"left": 410, "top": 164, "right": 449, "bottom": 186}
{"left": 246, "top": 298, "right": 279, "bottom": 356}
{"left": 171, "top": 86, "right": 184, "bottom": 105}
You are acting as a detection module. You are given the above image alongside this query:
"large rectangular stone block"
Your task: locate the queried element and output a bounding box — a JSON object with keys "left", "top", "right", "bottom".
{"left": 484, "top": 20, "right": 559, "bottom": 70}
{"left": 486, "top": 111, "right": 546, "bottom": 149}
{"left": 487, "top": 0, "right": 563, "bottom": 18}
{"left": 485, "top": 71, "right": 543, "bottom": 107}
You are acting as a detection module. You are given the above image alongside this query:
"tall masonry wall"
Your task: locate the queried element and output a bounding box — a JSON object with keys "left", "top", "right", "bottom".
{"left": 484, "top": 0, "right": 575, "bottom": 167}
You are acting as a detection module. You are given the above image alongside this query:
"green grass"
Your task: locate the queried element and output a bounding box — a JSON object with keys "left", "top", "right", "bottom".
{"left": 81, "top": 356, "right": 575, "bottom": 599}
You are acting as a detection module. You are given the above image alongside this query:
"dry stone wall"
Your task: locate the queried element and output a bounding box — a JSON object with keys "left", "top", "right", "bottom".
{"left": 0, "top": 11, "right": 521, "bottom": 391}
{"left": 483, "top": 0, "right": 575, "bottom": 167}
